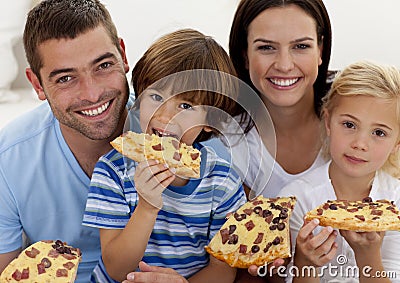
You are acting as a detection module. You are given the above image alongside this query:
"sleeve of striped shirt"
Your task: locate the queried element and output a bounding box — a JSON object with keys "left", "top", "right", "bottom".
{"left": 83, "top": 152, "right": 133, "bottom": 229}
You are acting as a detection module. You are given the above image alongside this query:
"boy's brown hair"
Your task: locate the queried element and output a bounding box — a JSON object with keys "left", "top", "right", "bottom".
{"left": 131, "top": 28, "right": 239, "bottom": 142}
{"left": 23, "top": 0, "right": 121, "bottom": 82}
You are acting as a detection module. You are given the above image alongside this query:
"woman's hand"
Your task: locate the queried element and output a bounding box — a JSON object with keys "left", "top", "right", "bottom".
{"left": 134, "top": 160, "right": 175, "bottom": 210}
{"left": 340, "top": 230, "right": 384, "bottom": 256}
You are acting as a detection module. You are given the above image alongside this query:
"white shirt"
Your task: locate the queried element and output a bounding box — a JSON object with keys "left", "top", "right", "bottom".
{"left": 224, "top": 124, "right": 326, "bottom": 198}
{"left": 278, "top": 162, "right": 400, "bottom": 282}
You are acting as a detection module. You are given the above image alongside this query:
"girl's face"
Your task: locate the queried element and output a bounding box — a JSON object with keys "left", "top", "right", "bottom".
{"left": 246, "top": 4, "right": 322, "bottom": 110}
{"left": 139, "top": 89, "right": 212, "bottom": 146}
{"left": 325, "top": 95, "right": 400, "bottom": 179}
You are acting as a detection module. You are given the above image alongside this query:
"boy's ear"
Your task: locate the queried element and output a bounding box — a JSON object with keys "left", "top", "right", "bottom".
{"left": 323, "top": 109, "right": 331, "bottom": 136}
{"left": 26, "top": 68, "right": 46, "bottom": 101}
{"left": 203, "top": 126, "right": 214, "bottom": 133}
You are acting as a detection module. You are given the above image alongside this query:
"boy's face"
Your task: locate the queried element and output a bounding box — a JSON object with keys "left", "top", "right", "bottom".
{"left": 325, "top": 95, "right": 400, "bottom": 179}
{"left": 139, "top": 89, "right": 212, "bottom": 145}
{"left": 26, "top": 25, "right": 130, "bottom": 141}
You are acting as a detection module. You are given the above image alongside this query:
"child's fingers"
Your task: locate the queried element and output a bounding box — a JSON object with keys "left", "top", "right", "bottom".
{"left": 297, "top": 219, "right": 320, "bottom": 241}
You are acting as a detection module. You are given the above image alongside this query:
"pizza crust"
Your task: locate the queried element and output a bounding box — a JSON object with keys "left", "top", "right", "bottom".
{"left": 305, "top": 198, "right": 400, "bottom": 232}
{"left": 205, "top": 196, "right": 296, "bottom": 268}
{"left": 0, "top": 240, "right": 81, "bottom": 282}
{"left": 111, "top": 131, "right": 201, "bottom": 178}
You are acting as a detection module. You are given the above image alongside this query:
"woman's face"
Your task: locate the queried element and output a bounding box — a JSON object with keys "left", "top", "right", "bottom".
{"left": 246, "top": 4, "right": 322, "bottom": 111}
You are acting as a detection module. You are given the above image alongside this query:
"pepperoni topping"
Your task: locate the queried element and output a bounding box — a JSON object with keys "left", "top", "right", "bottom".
{"left": 371, "top": 210, "right": 383, "bottom": 216}
{"left": 253, "top": 233, "right": 264, "bottom": 244}
{"left": 190, "top": 152, "right": 200, "bottom": 160}
{"left": 239, "top": 244, "right": 247, "bottom": 253}
{"left": 317, "top": 208, "right": 324, "bottom": 215}
{"left": 228, "top": 225, "right": 236, "bottom": 234}
{"left": 25, "top": 247, "right": 40, "bottom": 258}
{"left": 243, "top": 208, "right": 253, "bottom": 216}
{"left": 12, "top": 269, "right": 22, "bottom": 281}
{"left": 220, "top": 228, "right": 229, "bottom": 244}
{"left": 252, "top": 200, "right": 263, "bottom": 206}
{"left": 152, "top": 143, "right": 163, "bottom": 151}
{"left": 21, "top": 268, "right": 29, "bottom": 279}
{"left": 245, "top": 220, "right": 255, "bottom": 231}
{"left": 62, "top": 253, "right": 77, "bottom": 260}
{"left": 355, "top": 215, "right": 365, "bottom": 221}
{"left": 63, "top": 262, "right": 76, "bottom": 270}
{"left": 265, "top": 214, "right": 273, "bottom": 224}
{"left": 346, "top": 208, "right": 359, "bottom": 213}
{"left": 173, "top": 152, "right": 182, "bottom": 161}
{"left": 56, "top": 268, "right": 68, "bottom": 277}
{"left": 37, "top": 263, "right": 46, "bottom": 274}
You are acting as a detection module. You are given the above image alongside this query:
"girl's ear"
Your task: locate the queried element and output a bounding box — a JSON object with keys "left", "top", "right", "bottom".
{"left": 203, "top": 126, "right": 214, "bottom": 133}
{"left": 318, "top": 36, "right": 324, "bottom": 66}
{"left": 323, "top": 108, "right": 331, "bottom": 136}
{"left": 391, "top": 140, "right": 400, "bottom": 154}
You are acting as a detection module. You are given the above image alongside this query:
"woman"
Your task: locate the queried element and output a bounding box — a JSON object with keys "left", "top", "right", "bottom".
{"left": 226, "top": 0, "right": 333, "bottom": 282}
{"left": 226, "top": 0, "right": 333, "bottom": 200}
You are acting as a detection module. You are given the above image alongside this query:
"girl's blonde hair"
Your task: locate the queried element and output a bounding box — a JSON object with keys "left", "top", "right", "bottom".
{"left": 321, "top": 60, "right": 400, "bottom": 178}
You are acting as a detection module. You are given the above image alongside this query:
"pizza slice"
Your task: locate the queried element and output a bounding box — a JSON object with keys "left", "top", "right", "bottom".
{"left": 205, "top": 196, "right": 297, "bottom": 268}
{"left": 305, "top": 197, "right": 400, "bottom": 231}
{"left": 0, "top": 240, "right": 81, "bottom": 282}
{"left": 111, "top": 131, "right": 201, "bottom": 178}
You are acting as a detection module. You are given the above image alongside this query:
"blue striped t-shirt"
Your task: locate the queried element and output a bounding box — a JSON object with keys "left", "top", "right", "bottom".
{"left": 83, "top": 143, "right": 246, "bottom": 282}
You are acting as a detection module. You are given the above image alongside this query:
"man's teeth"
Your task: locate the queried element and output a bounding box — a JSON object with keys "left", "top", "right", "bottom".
{"left": 80, "top": 101, "right": 110, "bottom": 117}
{"left": 269, "top": 78, "right": 299, "bottom": 87}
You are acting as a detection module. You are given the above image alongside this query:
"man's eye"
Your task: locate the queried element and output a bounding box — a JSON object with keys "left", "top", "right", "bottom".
{"left": 150, "top": 94, "right": 163, "bottom": 102}
{"left": 180, "top": 103, "right": 193, "bottom": 110}
{"left": 99, "top": 62, "right": 112, "bottom": 70}
{"left": 56, "top": 76, "right": 72, "bottom": 84}
{"left": 373, "top": 129, "right": 386, "bottom": 137}
{"left": 343, "top": 121, "right": 355, "bottom": 129}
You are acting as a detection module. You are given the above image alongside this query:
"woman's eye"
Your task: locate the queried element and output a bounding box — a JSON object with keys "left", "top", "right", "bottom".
{"left": 373, "top": 129, "right": 386, "bottom": 137}
{"left": 258, "top": 44, "right": 274, "bottom": 51}
{"left": 56, "top": 76, "right": 72, "bottom": 84}
{"left": 180, "top": 103, "right": 193, "bottom": 110}
{"left": 150, "top": 94, "right": 163, "bottom": 102}
{"left": 294, "top": 43, "right": 310, "bottom": 50}
{"left": 343, "top": 121, "right": 355, "bottom": 129}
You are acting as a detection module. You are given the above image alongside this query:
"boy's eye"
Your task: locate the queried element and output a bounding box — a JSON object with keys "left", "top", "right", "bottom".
{"left": 56, "top": 76, "right": 72, "bottom": 84}
{"left": 150, "top": 94, "right": 163, "bottom": 102}
{"left": 180, "top": 103, "right": 193, "bottom": 110}
{"left": 342, "top": 121, "right": 355, "bottom": 129}
{"left": 373, "top": 129, "right": 386, "bottom": 137}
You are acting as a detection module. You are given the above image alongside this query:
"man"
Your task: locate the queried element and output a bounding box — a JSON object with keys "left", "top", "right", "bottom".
{"left": 0, "top": 1, "right": 133, "bottom": 282}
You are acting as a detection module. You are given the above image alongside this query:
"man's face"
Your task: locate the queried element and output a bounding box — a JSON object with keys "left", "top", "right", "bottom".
{"left": 27, "top": 25, "right": 130, "bottom": 140}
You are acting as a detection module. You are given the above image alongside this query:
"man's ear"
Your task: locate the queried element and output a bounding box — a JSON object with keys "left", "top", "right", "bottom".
{"left": 26, "top": 68, "right": 46, "bottom": 101}
{"left": 118, "top": 38, "right": 130, "bottom": 74}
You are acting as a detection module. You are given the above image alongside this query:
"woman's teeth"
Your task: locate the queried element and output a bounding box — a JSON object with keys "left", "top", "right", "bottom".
{"left": 80, "top": 101, "right": 110, "bottom": 117}
{"left": 269, "top": 78, "right": 299, "bottom": 87}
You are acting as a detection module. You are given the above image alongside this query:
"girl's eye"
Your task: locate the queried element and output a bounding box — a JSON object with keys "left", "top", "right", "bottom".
{"left": 56, "top": 76, "right": 72, "bottom": 84}
{"left": 343, "top": 121, "right": 355, "bottom": 129}
{"left": 150, "top": 94, "right": 163, "bottom": 102}
{"left": 373, "top": 129, "right": 386, "bottom": 137}
{"left": 180, "top": 103, "right": 193, "bottom": 110}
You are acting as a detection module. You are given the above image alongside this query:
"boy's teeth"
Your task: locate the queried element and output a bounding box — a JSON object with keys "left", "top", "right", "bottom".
{"left": 81, "top": 101, "right": 110, "bottom": 117}
{"left": 269, "top": 78, "right": 299, "bottom": 86}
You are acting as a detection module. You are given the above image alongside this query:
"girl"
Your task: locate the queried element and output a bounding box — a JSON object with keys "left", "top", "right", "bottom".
{"left": 279, "top": 60, "right": 400, "bottom": 282}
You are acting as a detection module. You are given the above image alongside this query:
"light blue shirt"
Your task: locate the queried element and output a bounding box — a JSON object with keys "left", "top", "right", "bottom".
{"left": 0, "top": 97, "right": 135, "bottom": 283}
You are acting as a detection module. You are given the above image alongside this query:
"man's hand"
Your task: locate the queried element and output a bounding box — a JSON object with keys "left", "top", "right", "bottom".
{"left": 122, "top": 261, "right": 188, "bottom": 283}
